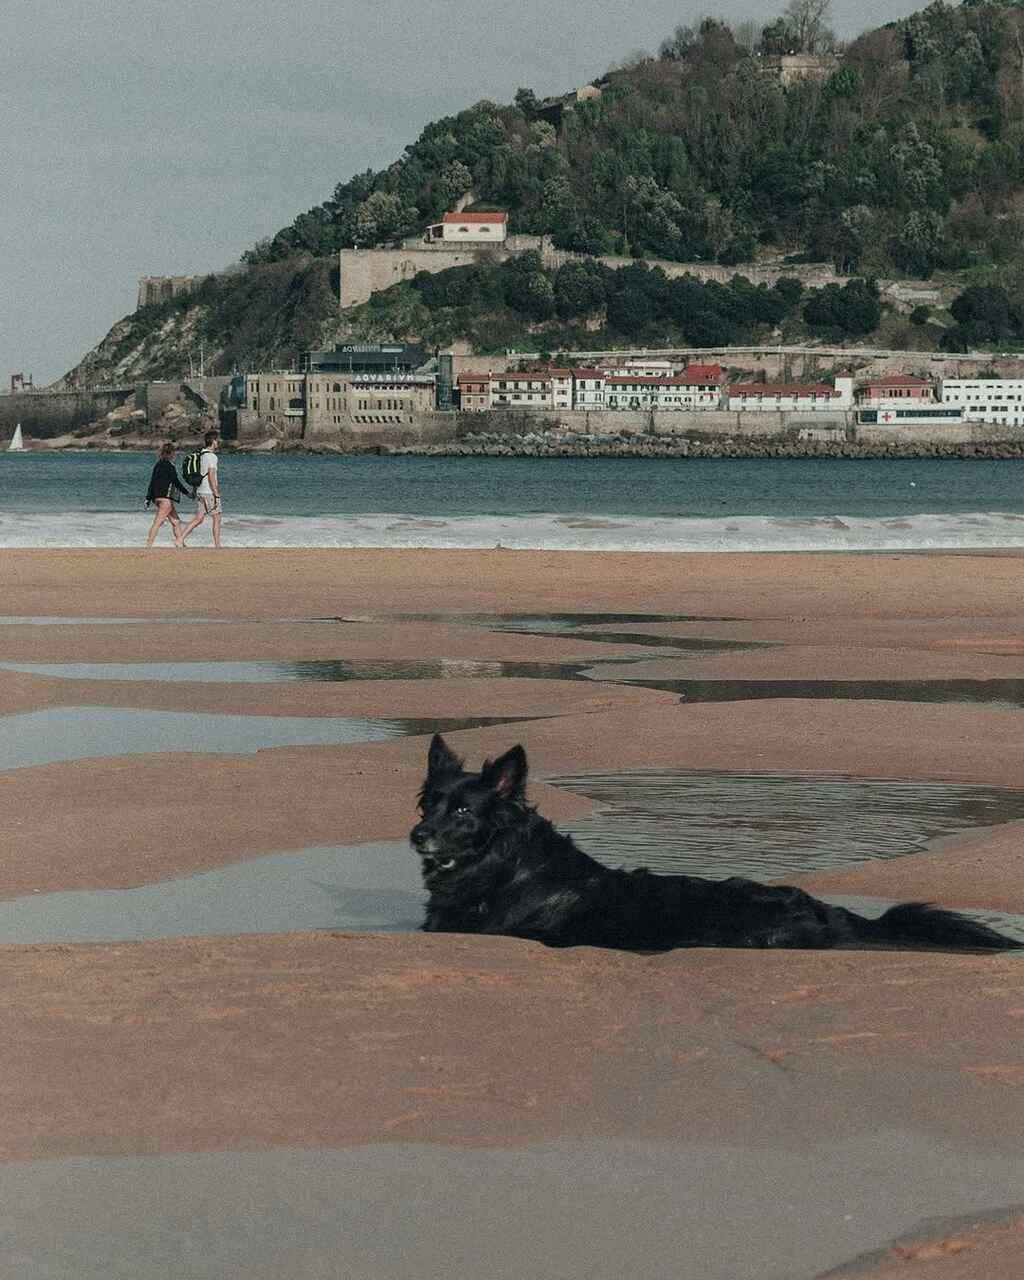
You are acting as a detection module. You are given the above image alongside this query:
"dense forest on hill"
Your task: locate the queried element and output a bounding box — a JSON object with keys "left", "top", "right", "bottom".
{"left": 68, "top": 0, "right": 1024, "bottom": 381}
{"left": 246, "top": 0, "right": 1024, "bottom": 279}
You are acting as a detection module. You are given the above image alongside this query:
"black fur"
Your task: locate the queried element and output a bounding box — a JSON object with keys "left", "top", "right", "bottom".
{"left": 410, "top": 735, "right": 1021, "bottom": 952}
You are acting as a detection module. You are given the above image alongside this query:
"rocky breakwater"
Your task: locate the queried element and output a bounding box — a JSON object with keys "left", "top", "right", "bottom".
{"left": 386, "top": 430, "right": 1024, "bottom": 460}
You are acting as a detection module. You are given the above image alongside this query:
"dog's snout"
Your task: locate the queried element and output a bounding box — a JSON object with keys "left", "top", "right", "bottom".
{"left": 410, "top": 821, "right": 436, "bottom": 853}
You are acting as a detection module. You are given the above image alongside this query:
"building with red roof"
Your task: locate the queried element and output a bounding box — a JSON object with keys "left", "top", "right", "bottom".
{"left": 456, "top": 372, "right": 490, "bottom": 412}
{"left": 425, "top": 211, "right": 509, "bottom": 243}
{"left": 727, "top": 382, "right": 842, "bottom": 411}
{"left": 855, "top": 374, "right": 934, "bottom": 402}
{"left": 604, "top": 372, "right": 722, "bottom": 410}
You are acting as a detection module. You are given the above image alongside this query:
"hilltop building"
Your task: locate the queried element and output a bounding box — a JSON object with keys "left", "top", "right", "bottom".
{"left": 137, "top": 275, "right": 202, "bottom": 309}
{"left": 424, "top": 212, "right": 509, "bottom": 244}
{"left": 758, "top": 54, "right": 839, "bottom": 85}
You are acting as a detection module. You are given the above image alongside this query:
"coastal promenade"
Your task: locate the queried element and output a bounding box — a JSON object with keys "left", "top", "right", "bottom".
{"left": 3, "top": 548, "right": 1024, "bottom": 1278}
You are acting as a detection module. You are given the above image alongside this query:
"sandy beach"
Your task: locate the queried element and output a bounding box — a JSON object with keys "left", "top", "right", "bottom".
{"left": 3, "top": 547, "right": 1024, "bottom": 1278}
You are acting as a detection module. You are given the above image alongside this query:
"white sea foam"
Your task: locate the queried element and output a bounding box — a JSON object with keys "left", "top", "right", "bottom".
{"left": 2, "top": 509, "right": 1024, "bottom": 552}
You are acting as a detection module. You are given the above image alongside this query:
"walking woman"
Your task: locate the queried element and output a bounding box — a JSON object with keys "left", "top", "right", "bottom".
{"left": 144, "top": 442, "right": 191, "bottom": 548}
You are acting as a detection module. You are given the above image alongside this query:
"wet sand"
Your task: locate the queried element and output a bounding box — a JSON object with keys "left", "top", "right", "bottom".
{"left": 3, "top": 548, "right": 1024, "bottom": 1279}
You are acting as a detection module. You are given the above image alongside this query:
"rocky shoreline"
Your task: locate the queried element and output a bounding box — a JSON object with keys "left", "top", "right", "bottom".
{"left": 379, "top": 431, "right": 1024, "bottom": 460}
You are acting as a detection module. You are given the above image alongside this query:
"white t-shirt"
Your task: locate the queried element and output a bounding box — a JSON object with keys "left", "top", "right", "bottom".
{"left": 197, "top": 449, "right": 218, "bottom": 497}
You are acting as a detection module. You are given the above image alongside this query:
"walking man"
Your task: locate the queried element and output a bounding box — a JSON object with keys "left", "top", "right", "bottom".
{"left": 181, "top": 431, "right": 222, "bottom": 547}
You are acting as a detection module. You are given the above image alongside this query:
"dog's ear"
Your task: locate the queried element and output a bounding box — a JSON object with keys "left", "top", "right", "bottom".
{"left": 427, "top": 733, "right": 463, "bottom": 778}
{"left": 481, "top": 744, "right": 528, "bottom": 800}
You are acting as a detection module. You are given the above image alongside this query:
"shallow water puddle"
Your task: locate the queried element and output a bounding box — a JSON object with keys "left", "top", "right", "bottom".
{"left": 0, "top": 657, "right": 634, "bottom": 682}
{"left": 0, "top": 842, "right": 422, "bottom": 943}
{"left": 373, "top": 611, "right": 751, "bottom": 629}
{"left": 7, "top": 772, "right": 1024, "bottom": 945}
{"left": 7, "top": 1139, "right": 1024, "bottom": 1280}
{"left": 0, "top": 707, "right": 540, "bottom": 770}
{"left": 661, "top": 677, "right": 1024, "bottom": 707}
{"left": 3, "top": 657, "right": 1024, "bottom": 708}
{"left": 0, "top": 615, "right": 364, "bottom": 626}
{"left": 546, "top": 769, "right": 1024, "bottom": 878}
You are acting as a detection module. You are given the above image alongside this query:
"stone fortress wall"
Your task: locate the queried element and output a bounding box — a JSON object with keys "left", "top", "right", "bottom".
{"left": 338, "top": 241, "right": 849, "bottom": 310}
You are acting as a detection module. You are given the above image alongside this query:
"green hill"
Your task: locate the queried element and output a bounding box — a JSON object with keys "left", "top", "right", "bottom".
{"left": 65, "top": 0, "right": 1024, "bottom": 382}
{"left": 249, "top": 0, "right": 1024, "bottom": 278}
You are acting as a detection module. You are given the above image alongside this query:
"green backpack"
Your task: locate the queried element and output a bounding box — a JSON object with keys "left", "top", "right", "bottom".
{"left": 180, "top": 450, "right": 204, "bottom": 489}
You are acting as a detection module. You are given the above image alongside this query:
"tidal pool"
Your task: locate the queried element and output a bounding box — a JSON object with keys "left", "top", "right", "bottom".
{"left": 3, "top": 658, "right": 1023, "bottom": 709}
{"left": 549, "top": 769, "right": 1024, "bottom": 877}
{"left": 0, "top": 706, "right": 538, "bottom": 770}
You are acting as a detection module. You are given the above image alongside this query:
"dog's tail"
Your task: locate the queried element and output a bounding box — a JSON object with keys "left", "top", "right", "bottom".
{"left": 856, "top": 902, "right": 1021, "bottom": 951}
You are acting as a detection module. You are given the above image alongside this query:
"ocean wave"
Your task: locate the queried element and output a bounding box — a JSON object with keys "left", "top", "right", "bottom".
{"left": 3, "top": 509, "right": 1024, "bottom": 552}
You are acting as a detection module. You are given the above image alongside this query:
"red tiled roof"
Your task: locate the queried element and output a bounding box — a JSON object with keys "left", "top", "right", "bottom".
{"left": 605, "top": 375, "right": 721, "bottom": 386}
{"left": 858, "top": 374, "right": 931, "bottom": 386}
{"left": 729, "top": 383, "right": 836, "bottom": 396}
{"left": 686, "top": 363, "right": 722, "bottom": 378}
{"left": 490, "top": 371, "right": 552, "bottom": 382}
{"left": 457, "top": 373, "right": 489, "bottom": 383}
{"left": 442, "top": 211, "right": 507, "bottom": 224}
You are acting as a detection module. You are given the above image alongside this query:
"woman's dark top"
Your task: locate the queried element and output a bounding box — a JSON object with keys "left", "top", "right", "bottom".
{"left": 146, "top": 459, "right": 191, "bottom": 504}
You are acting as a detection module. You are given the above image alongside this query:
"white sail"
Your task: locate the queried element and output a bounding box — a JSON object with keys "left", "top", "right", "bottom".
{"left": 7, "top": 424, "right": 24, "bottom": 451}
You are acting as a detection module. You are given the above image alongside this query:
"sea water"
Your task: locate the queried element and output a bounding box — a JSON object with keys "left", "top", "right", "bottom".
{"left": 2, "top": 451, "right": 1024, "bottom": 550}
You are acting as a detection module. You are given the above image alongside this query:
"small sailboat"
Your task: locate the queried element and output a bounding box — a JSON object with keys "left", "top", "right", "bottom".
{"left": 7, "top": 424, "right": 25, "bottom": 452}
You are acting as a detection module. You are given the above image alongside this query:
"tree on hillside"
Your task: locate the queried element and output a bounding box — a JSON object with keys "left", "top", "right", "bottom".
{"left": 353, "top": 192, "right": 419, "bottom": 245}
{"left": 760, "top": 0, "right": 834, "bottom": 54}
{"left": 803, "top": 278, "right": 881, "bottom": 335}
{"left": 949, "top": 284, "right": 1019, "bottom": 342}
{"left": 783, "top": 0, "right": 836, "bottom": 55}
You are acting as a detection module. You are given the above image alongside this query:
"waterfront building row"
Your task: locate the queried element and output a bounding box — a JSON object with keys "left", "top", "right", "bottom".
{"left": 232, "top": 362, "right": 1024, "bottom": 436}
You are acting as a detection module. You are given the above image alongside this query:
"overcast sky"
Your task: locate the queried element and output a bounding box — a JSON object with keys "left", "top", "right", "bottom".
{"left": 2, "top": 0, "right": 923, "bottom": 385}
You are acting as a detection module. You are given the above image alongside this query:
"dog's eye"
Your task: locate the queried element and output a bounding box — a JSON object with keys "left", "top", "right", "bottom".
{"left": 452, "top": 806, "right": 470, "bottom": 817}
{"left": 438, "top": 858, "right": 456, "bottom": 870}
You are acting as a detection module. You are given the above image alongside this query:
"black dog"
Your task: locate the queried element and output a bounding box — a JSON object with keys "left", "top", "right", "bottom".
{"left": 411, "top": 735, "right": 1021, "bottom": 952}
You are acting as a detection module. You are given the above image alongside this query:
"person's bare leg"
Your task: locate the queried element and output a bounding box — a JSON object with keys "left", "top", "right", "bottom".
{"left": 179, "top": 506, "right": 205, "bottom": 545}
{"left": 145, "top": 500, "right": 171, "bottom": 548}
{"left": 169, "top": 508, "right": 184, "bottom": 548}
{"left": 211, "top": 509, "right": 222, "bottom": 548}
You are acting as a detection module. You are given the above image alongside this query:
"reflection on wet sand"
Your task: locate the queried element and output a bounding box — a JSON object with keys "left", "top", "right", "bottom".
{"left": 0, "top": 706, "right": 542, "bottom": 770}
{"left": 4, "top": 656, "right": 1024, "bottom": 710}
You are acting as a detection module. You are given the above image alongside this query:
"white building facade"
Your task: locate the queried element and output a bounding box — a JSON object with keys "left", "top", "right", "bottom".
{"left": 425, "top": 211, "right": 508, "bottom": 243}
{"left": 570, "top": 369, "right": 606, "bottom": 410}
{"left": 940, "top": 378, "right": 1024, "bottom": 428}
{"left": 604, "top": 374, "right": 722, "bottom": 410}
{"left": 489, "top": 372, "right": 553, "bottom": 409}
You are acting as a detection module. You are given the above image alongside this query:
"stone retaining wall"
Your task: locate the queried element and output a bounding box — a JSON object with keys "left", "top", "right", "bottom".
{"left": 339, "top": 245, "right": 850, "bottom": 309}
